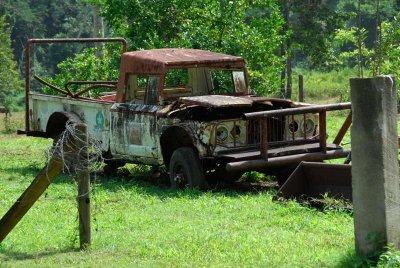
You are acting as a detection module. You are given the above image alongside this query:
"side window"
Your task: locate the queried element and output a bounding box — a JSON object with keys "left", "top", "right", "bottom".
{"left": 125, "top": 74, "right": 147, "bottom": 103}
{"left": 145, "top": 76, "right": 160, "bottom": 105}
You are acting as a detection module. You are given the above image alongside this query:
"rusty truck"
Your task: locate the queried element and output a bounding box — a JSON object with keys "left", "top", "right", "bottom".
{"left": 21, "top": 38, "right": 352, "bottom": 191}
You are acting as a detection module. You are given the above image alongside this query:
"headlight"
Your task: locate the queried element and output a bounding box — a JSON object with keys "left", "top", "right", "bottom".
{"left": 216, "top": 126, "right": 229, "bottom": 142}
{"left": 288, "top": 120, "right": 299, "bottom": 133}
{"left": 302, "top": 118, "right": 315, "bottom": 134}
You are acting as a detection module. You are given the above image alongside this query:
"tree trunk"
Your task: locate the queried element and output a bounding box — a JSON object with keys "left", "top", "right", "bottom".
{"left": 93, "top": 5, "right": 104, "bottom": 58}
{"left": 286, "top": 57, "right": 292, "bottom": 99}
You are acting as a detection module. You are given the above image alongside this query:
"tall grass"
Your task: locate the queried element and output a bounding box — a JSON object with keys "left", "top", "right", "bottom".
{"left": 290, "top": 68, "right": 372, "bottom": 104}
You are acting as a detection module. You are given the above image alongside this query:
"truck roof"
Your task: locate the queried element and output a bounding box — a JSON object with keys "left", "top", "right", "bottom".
{"left": 119, "top": 48, "right": 246, "bottom": 74}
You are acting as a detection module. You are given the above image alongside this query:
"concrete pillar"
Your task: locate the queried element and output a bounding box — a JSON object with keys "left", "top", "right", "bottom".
{"left": 351, "top": 76, "right": 400, "bottom": 256}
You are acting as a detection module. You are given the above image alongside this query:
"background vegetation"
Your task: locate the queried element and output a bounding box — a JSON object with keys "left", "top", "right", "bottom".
{"left": 1, "top": 0, "right": 400, "bottom": 109}
{"left": 1, "top": 0, "right": 400, "bottom": 266}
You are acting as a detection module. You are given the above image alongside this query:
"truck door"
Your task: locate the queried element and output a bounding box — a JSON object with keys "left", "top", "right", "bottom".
{"left": 110, "top": 75, "right": 160, "bottom": 162}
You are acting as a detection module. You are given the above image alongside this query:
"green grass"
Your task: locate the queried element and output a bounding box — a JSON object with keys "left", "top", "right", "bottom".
{"left": 290, "top": 68, "right": 374, "bottom": 104}
{"left": 0, "top": 109, "right": 397, "bottom": 267}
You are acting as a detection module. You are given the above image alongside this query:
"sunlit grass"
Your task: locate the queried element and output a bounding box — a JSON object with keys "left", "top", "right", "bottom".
{"left": 0, "top": 115, "right": 361, "bottom": 267}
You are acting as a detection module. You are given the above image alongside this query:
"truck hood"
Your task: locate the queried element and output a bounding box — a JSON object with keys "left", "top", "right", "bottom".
{"left": 177, "top": 95, "right": 254, "bottom": 108}
{"left": 158, "top": 95, "right": 309, "bottom": 121}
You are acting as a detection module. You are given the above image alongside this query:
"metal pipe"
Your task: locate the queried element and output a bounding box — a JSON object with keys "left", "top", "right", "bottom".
{"left": 260, "top": 119, "right": 268, "bottom": 159}
{"left": 225, "top": 148, "right": 351, "bottom": 173}
{"left": 319, "top": 111, "right": 327, "bottom": 152}
{"left": 243, "top": 102, "right": 351, "bottom": 120}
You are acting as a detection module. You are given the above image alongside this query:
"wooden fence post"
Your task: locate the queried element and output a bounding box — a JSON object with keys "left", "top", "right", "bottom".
{"left": 75, "top": 124, "right": 91, "bottom": 249}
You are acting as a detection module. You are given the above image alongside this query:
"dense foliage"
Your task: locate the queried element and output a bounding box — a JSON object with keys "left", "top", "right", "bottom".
{"left": 0, "top": 16, "right": 23, "bottom": 112}
{"left": 1, "top": 0, "right": 400, "bottom": 100}
{"left": 88, "top": 0, "right": 285, "bottom": 94}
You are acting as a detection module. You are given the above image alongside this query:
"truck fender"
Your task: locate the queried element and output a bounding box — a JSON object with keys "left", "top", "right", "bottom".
{"left": 160, "top": 126, "right": 197, "bottom": 167}
{"left": 46, "top": 111, "right": 82, "bottom": 138}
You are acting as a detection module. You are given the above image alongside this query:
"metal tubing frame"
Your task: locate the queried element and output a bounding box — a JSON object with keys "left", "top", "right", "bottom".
{"left": 24, "top": 38, "right": 127, "bottom": 131}
{"left": 226, "top": 148, "right": 351, "bottom": 173}
{"left": 243, "top": 102, "right": 351, "bottom": 120}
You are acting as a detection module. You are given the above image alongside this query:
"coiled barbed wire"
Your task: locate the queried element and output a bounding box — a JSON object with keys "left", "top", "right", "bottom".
{"left": 46, "top": 121, "right": 104, "bottom": 176}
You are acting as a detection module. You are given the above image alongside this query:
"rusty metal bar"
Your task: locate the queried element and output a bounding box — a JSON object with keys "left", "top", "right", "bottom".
{"left": 34, "top": 75, "right": 71, "bottom": 96}
{"left": 319, "top": 111, "right": 327, "bottom": 152}
{"left": 24, "top": 38, "right": 127, "bottom": 131}
{"left": 73, "top": 84, "right": 116, "bottom": 98}
{"left": 225, "top": 148, "right": 351, "bottom": 173}
{"left": 243, "top": 102, "right": 351, "bottom": 120}
{"left": 233, "top": 120, "right": 237, "bottom": 147}
{"left": 291, "top": 114, "right": 295, "bottom": 141}
{"left": 333, "top": 111, "right": 353, "bottom": 145}
{"left": 65, "top": 81, "right": 118, "bottom": 86}
{"left": 260, "top": 119, "right": 268, "bottom": 160}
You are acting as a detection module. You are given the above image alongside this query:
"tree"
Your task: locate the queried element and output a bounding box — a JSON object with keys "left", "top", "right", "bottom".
{"left": 279, "top": 0, "right": 345, "bottom": 98}
{"left": 0, "top": 0, "right": 95, "bottom": 78}
{"left": 89, "top": 0, "right": 285, "bottom": 95}
{"left": 0, "top": 15, "right": 23, "bottom": 113}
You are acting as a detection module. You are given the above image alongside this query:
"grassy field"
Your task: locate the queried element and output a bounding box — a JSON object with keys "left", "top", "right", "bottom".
{"left": 0, "top": 111, "right": 395, "bottom": 267}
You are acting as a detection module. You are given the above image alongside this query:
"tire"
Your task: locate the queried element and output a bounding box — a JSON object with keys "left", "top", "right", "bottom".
{"left": 103, "top": 161, "right": 125, "bottom": 175}
{"left": 169, "top": 147, "right": 207, "bottom": 189}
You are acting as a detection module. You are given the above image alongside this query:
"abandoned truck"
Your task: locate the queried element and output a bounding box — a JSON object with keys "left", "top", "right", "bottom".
{"left": 22, "top": 39, "right": 351, "bottom": 189}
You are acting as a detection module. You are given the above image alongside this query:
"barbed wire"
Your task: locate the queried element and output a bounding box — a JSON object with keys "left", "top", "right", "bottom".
{"left": 47, "top": 121, "right": 104, "bottom": 176}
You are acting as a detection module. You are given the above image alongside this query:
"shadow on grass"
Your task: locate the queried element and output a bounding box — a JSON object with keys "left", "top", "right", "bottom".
{"left": 336, "top": 249, "right": 384, "bottom": 268}
{"left": 0, "top": 246, "right": 80, "bottom": 262}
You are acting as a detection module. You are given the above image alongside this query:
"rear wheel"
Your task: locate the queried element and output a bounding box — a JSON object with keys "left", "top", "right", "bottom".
{"left": 169, "top": 147, "right": 207, "bottom": 189}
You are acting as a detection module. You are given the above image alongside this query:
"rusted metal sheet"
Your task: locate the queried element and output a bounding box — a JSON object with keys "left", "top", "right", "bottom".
{"left": 277, "top": 162, "right": 352, "bottom": 201}
{"left": 119, "top": 48, "right": 245, "bottom": 74}
{"left": 178, "top": 95, "right": 253, "bottom": 108}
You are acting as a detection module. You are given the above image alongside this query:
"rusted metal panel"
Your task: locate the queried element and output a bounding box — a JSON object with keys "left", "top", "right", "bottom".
{"left": 277, "top": 162, "right": 352, "bottom": 201}
{"left": 119, "top": 48, "right": 245, "bottom": 74}
{"left": 178, "top": 95, "right": 253, "bottom": 108}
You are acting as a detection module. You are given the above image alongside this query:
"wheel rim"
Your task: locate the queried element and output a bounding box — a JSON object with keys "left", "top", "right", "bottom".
{"left": 173, "top": 165, "right": 186, "bottom": 188}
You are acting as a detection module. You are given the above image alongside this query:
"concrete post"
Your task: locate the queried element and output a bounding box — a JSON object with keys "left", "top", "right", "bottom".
{"left": 351, "top": 76, "right": 400, "bottom": 256}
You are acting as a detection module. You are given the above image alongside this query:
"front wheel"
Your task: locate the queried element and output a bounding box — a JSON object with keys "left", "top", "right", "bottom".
{"left": 169, "top": 147, "right": 207, "bottom": 189}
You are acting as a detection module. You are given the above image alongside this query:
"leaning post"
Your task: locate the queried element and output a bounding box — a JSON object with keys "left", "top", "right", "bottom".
{"left": 351, "top": 76, "right": 400, "bottom": 256}
{"left": 75, "top": 123, "right": 91, "bottom": 249}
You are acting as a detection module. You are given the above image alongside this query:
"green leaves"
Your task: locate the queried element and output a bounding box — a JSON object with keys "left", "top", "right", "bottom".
{"left": 0, "top": 16, "right": 23, "bottom": 112}
{"left": 93, "top": 0, "right": 285, "bottom": 95}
